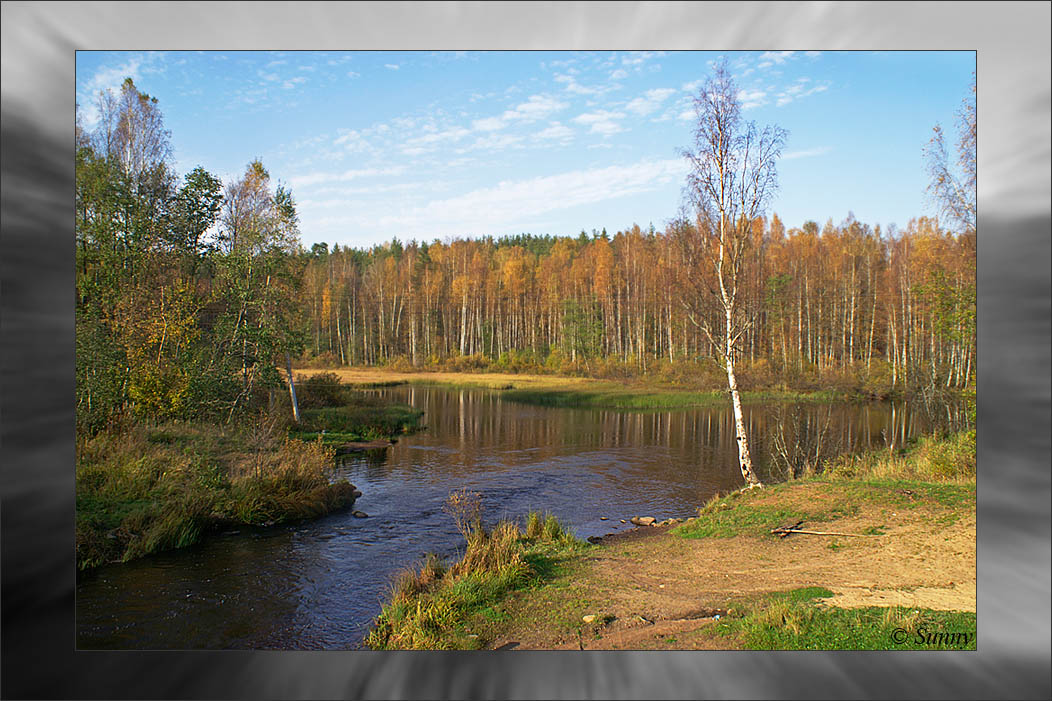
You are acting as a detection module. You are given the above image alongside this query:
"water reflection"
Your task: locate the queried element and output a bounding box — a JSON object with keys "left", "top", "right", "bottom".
{"left": 77, "top": 386, "right": 966, "bottom": 650}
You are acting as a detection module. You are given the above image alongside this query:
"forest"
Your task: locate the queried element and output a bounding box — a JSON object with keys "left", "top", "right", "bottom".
{"left": 76, "top": 75, "right": 976, "bottom": 434}
{"left": 297, "top": 212, "right": 975, "bottom": 393}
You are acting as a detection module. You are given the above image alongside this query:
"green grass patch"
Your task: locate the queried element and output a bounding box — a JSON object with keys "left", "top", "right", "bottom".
{"left": 501, "top": 387, "right": 843, "bottom": 411}
{"left": 296, "top": 398, "right": 423, "bottom": 442}
{"left": 672, "top": 484, "right": 851, "bottom": 539}
{"left": 674, "top": 503, "right": 814, "bottom": 539}
{"left": 713, "top": 587, "right": 976, "bottom": 650}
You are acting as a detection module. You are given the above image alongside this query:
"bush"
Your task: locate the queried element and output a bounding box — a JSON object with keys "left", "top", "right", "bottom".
{"left": 297, "top": 372, "right": 346, "bottom": 409}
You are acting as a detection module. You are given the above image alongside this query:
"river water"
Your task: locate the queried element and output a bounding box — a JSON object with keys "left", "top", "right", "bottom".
{"left": 75, "top": 386, "right": 967, "bottom": 649}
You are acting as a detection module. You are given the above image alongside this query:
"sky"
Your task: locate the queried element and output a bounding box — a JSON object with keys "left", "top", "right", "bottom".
{"left": 75, "top": 50, "right": 975, "bottom": 249}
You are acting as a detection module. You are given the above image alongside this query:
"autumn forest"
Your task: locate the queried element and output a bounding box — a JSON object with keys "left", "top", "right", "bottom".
{"left": 76, "top": 71, "right": 976, "bottom": 435}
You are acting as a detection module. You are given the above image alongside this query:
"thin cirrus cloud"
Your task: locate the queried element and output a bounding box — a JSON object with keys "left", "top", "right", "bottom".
{"left": 776, "top": 78, "right": 830, "bottom": 106}
{"left": 554, "top": 72, "right": 617, "bottom": 96}
{"left": 781, "top": 146, "right": 832, "bottom": 160}
{"left": 375, "top": 158, "right": 688, "bottom": 235}
{"left": 472, "top": 94, "right": 568, "bottom": 132}
{"left": 289, "top": 166, "right": 406, "bottom": 189}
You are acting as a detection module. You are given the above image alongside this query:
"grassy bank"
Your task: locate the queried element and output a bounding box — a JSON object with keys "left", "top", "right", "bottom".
{"left": 369, "top": 430, "right": 975, "bottom": 649}
{"left": 76, "top": 420, "right": 353, "bottom": 570}
{"left": 76, "top": 376, "right": 424, "bottom": 570}
{"left": 676, "top": 428, "right": 975, "bottom": 541}
{"left": 500, "top": 387, "right": 844, "bottom": 411}
{"left": 366, "top": 508, "right": 591, "bottom": 650}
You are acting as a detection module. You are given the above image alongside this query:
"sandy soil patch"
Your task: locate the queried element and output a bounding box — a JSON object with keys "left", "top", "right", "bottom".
{"left": 490, "top": 483, "right": 975, "bottom": 650}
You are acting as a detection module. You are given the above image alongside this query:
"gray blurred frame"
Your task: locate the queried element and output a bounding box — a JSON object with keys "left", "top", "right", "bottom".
{"left": 2, "top": 2, "right": 1048, "bottom": 698}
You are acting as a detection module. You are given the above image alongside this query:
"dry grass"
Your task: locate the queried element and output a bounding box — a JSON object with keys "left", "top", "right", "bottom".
{"left": 365, "top": 495, "right": 584, "bottom": 649}
{"left": 824, "top": 430, "right": 975, "bottom": 483}
{"left": 76, "top": 419, "right": 353, "bottom": 569}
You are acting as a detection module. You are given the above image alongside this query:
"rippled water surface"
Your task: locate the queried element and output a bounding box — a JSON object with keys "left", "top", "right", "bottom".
{"left": 76, "top": 386, "right": 966, "bottom": 649}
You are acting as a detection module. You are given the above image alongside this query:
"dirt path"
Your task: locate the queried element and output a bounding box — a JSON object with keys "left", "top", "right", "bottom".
{"left": 485, "top": 482, "right": 975, "bottom": 650}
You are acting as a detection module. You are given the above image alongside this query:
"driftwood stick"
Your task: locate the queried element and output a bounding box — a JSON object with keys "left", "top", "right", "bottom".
{"left": 770, "top": 527, "right": 878, "bottom": 538}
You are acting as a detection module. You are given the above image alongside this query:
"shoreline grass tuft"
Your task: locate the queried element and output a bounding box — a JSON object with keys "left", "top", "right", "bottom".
{"left": 366, "top": 507, "right": 587, "bottom": 650}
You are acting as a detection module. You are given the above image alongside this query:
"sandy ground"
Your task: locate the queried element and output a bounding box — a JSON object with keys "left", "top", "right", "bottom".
{"left": 294, "top": 367, "right": 615, "bottom": 390}
{"left": 488, "top": 482, "right": 975, "bottom": 650}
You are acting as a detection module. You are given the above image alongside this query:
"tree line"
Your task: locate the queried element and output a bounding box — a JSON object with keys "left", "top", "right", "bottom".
{"left": 76, "top": 72, "right": 975, "bottom": 435}
{"left": 299, "top": 213, "right": 974, "bottom": 389}
{"left": 76, "top": 78, "right": 308, "bottom": 432}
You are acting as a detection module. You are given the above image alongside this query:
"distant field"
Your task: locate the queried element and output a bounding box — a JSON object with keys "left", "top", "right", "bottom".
{"left": 293, "top": 367, "right": 609, "bottom": 391}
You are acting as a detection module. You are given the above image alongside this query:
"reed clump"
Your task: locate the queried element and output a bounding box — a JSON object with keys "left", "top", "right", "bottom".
{"left": 366, "top": 499, "right": 583, "bottom": 649}
{"left": 824, "top": 429, "right": 975, "bottom": 482}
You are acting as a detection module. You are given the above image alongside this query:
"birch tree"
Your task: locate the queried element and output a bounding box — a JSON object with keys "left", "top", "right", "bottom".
{"left": 924, "top": 73, "right": 976, "bottom": 238}
{"left": 681, "top": 59, "right": 787, "bottom": 488}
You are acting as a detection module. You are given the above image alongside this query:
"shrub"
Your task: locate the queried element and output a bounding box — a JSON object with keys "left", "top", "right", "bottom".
{"left": 297, "top": 372, "right": 346, "bottom": 409}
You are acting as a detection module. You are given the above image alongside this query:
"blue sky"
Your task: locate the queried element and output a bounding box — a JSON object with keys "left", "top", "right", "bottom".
{"left": 76, "top": 50, "right": 975, "bottom": 249}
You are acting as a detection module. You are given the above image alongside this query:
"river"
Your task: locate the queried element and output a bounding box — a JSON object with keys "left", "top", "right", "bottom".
{"left": 75, "top": 385, "right": 967, "bottom": 649}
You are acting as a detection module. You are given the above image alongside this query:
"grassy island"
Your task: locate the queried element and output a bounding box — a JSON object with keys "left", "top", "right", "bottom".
{"left": 76, "top": 374, "right": 423, "bottom": 570}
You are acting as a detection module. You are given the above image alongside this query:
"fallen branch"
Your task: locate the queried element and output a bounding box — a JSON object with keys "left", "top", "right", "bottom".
{"left": 770, "top": 524, "right": 880, "bottom": 538}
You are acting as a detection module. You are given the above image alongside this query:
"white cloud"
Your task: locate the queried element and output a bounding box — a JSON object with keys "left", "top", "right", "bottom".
{"left": 533, "top": 122, "right": 574, "bottom": 143}
{"left": 282, "top": 76, "right": 307, "bottom": 89}
{"left": 289, "top": 166, "right": 406, "bottom": 189}
{"left": 781, "top": 146, "right": 832, "bottom": 160}
{"left": 626, "top": 88, "right": 677, "bottom": 116}
{"left": 758, "top": 50, "right": 796, "bottom": 68}
{"left": 76, "top": 52, "right": 168, "bottom": 128}
{"left": 467, "top": 133, "right": 523, "bottom": 151}
{"left": 554, "top": 73, "right": 616, "bottom": 96}
{"left": 621, "top": 51, "right": 665, "bottom": 67}
{"left": 610, "top": 69, "right": 628, "bottom": 80}
{"left": 398, "top": 125, "right": 473, "bottom": 155}
{"left": 775, "top": 78, "right": 830, "bottom": 106}
{"left": 466, "top": 94, "right": 569, "bottom": 134}
{"left": 375, "top": 158, "right": 688, "bottom": 234}
{"left": 572, "top": 110, "right": 626, "bottom": 135}
{"left": 504, "top": 94, "right": 567, "bottom": 121}
{"left": 738, "top": 88, "right": 768, "bottom": 110}
{"left": 471, "top": 116, "right": 506, "bottom": 132}
{"left": 385, "top": 63, "right": 400, "bottom": 70}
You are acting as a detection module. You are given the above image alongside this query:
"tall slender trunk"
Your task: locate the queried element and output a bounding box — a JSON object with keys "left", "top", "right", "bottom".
{"left": 725, "top": 304, "right": 762, "bottom": 487}
{"left": 285, "top": 353, "right": 300, "bottom": 423}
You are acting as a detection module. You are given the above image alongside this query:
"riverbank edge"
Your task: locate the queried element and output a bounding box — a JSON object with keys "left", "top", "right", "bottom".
{"left": 365, "top": 430, "right": 975, "bottom": 650}
{"left": 76, "top": 379, "right": 431, "bottom": 571}
{"left": 295, "top": 367, "right": 964, "bottom": 410}
{"left": 74, "top": 423, "right": 359, "bottom": 572}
